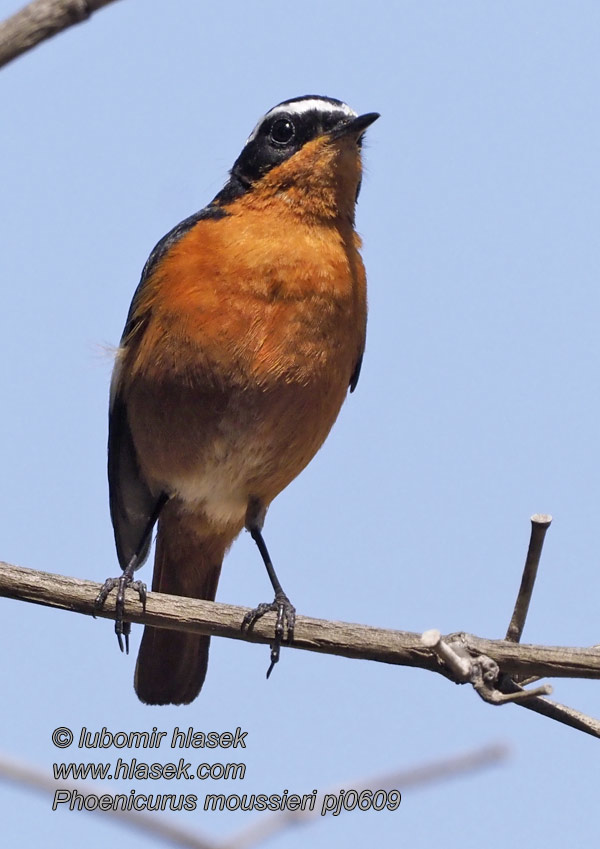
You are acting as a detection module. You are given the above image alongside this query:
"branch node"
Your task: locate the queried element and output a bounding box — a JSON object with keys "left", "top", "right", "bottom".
{"left": 422, "top": 633, "right": 554, "bottom": 708}
{"left": 421, "top": 629, "right": 472, "bottom": 681}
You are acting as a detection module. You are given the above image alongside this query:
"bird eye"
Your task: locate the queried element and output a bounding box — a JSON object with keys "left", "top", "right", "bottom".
{"left": 269, "top": 118, "right": 295, "bottom": 145}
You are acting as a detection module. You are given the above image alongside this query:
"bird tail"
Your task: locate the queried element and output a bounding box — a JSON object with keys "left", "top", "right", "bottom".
{"left": 134, "top": 510, "right": 235, "bottom": 705}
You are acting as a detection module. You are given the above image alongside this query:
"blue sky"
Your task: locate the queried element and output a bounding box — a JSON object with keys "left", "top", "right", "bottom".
{"left": 1, "top": 1, "right": 599, "bottom": 846}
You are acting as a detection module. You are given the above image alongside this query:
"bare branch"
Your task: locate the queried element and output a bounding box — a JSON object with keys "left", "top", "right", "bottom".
{"left": 1, "top": 556, "right": 599, "bottom": 737}
{"left": 0, "top": 753, "right": 219, "bottom": 849}
{"left": 0, "top": 560, "right": 438, "bottom": 670}
{"left": 223, "top": 744, "right": 509, "bottom": 849}
{"left": 0, "top": 0, "right": 120, "bottom": 69}
{"left": 1, "top": 560, "right": 600, "bottom": 684}
{"left": 0, "top": 745, "right": 508, "bottom": 849}
{"left": 506, "top": 513, "right": 553, "bottom": 643}
{"left": 418, "top": 629, "right": 600, "bottom": 739}
{"left": 485, "top": 512, "right": 600, "bottom": 736}
{"left": 497, "top": 678, "right": 600, "bottom": 738}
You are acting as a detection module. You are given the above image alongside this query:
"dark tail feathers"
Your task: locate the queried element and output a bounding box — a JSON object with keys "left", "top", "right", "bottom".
{"left": 134, "top": 512, "right": 232, "bottom": 705}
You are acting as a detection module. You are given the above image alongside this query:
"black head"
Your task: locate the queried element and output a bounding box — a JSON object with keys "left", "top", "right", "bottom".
{"left": 211, "top": 95, "right": 379, "bottom": 206}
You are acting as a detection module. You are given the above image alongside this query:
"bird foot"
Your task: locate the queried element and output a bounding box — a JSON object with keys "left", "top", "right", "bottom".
{"left": 241, "top": 592, "right": 296, "bottom": 678}
{"left": 94, "top": 570, "right": 147, "bottom": 654}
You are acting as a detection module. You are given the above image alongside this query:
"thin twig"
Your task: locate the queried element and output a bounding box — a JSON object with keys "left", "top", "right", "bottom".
{"left": 0, "top": 754, "right": 218, "bottom": 849}
{"left": 222, "top": 744, "right": 509, "bottom": 849}
{"left": 506, "top": 514, "right": 553, "bottom": 643}
{"left": 0, "top": 0, "right": 120, "bottom": 69}
{"left": 0, "top": 745, "right": 508, "bottom": 849}
{"left": 497, "top": 678, "right": 600, "bottom": 738}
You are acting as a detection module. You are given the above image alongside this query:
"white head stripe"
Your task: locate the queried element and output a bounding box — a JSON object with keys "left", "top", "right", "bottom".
{"left": 246, "top": 98, "right": 357, "bottom": 144}
{"left": 269, "top": 99, "right": 357, "bottom": 119}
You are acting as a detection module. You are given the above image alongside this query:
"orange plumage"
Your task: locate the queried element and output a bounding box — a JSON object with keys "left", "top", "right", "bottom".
{"left": 98, "top": 97, "right": 378, "bottom": 704}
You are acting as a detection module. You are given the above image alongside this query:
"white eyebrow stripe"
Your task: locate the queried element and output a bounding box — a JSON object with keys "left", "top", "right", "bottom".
{"left": 270, "top": 99, "right": 357, "bottom": 119}
{"left": 245, "top": 99, "right": 357, "bottom": 144}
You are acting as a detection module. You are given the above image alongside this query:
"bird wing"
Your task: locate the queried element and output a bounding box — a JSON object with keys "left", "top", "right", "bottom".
{"left": 108, "top": 207, "right": 229, "bottom": 570}
{"left": 108, "top": 356, "right": 158, "bottom": 571}
{"left": 349, "top": 352, "right": 363, "bottom": 393}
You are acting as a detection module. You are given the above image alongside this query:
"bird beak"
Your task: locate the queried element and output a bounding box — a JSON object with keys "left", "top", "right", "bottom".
{"left": 330, "top": 112, "right": 380, "bottom": 140}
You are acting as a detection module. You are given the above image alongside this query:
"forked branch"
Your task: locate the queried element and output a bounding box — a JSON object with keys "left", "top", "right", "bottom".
{"left": 0, "top": 514, "right": 599, "bottom": 738}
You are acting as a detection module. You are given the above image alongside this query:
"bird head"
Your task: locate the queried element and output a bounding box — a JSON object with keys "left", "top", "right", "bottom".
{"left": 215, "top": 96, "right": 379, "bottom": 223}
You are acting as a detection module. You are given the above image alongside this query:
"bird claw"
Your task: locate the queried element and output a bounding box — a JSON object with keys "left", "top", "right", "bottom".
{"left": 95, "top": 573, "right": 147, "bottom": 654}
{"left": 241, "top": 593, "right": 296, "bottom": 678}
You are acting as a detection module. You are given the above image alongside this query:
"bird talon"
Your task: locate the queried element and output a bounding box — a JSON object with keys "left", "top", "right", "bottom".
{"left": 242, "top": 593, "right": 296, "bottom": 678}
{"left": 241, "top": 602, "right": 272, "bottom": 632}
{"left": 266, "top": 643, "right": 280, "bottom": 679}
{"left": 94, "top": 577, "right": 118, "bottom": 616}
{"left": 95, "top": 572, "right": 146, "bottom": 653}
{"left": 130, "top": 580, "right": 147, "bottom": 611}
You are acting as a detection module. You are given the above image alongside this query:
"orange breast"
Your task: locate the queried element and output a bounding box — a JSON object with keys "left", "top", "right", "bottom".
{"left": 119, "top": 201, "right": 366, "bottom": 527}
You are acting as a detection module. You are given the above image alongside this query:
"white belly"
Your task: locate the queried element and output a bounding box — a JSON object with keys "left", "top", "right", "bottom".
{"left": 168, "top": 432, "right": 270, "bottom": 526}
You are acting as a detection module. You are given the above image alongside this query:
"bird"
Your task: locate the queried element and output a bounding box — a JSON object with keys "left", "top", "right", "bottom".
{"left": 95, "top": 95, "right": 379, "bottom": 705}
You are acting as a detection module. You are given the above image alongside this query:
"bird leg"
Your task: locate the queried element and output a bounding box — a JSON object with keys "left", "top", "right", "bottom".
{"left": 242, "top": 500, "right": 296, "bottom": 677}
{"left": 95, "top": 493, "right": 168, "bottom": 653}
